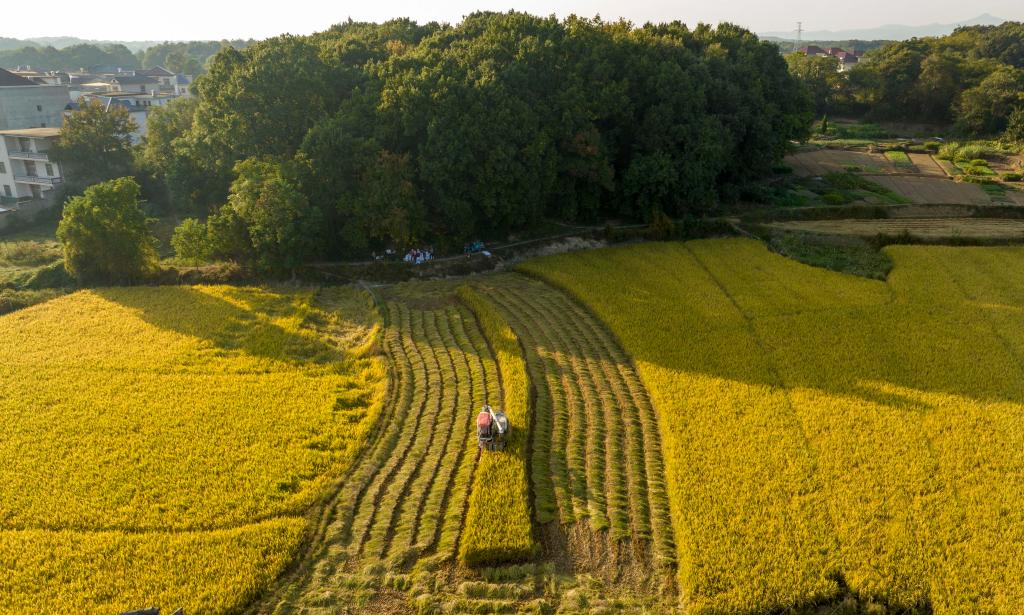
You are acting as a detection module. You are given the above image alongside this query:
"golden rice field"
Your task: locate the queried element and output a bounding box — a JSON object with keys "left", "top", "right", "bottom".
{"left": 521, "top": 238, "right": 1024, "bottom": 614}
{"left": 0, "top": 285, "right": 386, "bottom": 613}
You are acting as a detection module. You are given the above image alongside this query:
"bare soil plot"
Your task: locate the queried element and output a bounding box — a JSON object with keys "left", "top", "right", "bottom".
{"left": 867, "top": 176, "right": 990, "bottom": 205}
{"left": 908, "top": 153, "right": 947, "bottom": 177}
{"left": 766, "top": 218, "right": 1024, "bottom": 240}
{"left": 786, "top": 149, "right": 893, "bottom": 177}
{"left": 1008, "top": 190, "right": 1024, "bottom": 207}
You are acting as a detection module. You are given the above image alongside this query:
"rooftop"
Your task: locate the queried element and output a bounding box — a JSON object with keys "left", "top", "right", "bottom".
{"left": 0, "top": 127, "right": 62, "bottom": 138}
{"left": 0, "top": 68, "right": 36, "bottom": 87}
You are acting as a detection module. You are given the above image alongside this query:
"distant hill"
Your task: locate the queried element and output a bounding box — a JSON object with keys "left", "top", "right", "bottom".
{"left": 0, "top": 37, "right": 37, "bottom": 51}
{"left": 760, "top": 13, "right": 1007, "bottom": 42}
{"left": 23, "top": 37, "right": 169, "bottom": 52}
{"left": 762, "top": 37, "right": 891, "bottom": 53}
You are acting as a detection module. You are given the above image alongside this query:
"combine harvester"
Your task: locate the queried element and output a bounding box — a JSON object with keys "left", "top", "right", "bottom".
{"left": 476, "top": 405, "right": 509, "bottom": 451}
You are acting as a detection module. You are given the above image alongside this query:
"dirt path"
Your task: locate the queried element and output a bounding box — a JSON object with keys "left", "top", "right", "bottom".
{"left": 766, "top": 218, "right": 1024, "bottom": 239}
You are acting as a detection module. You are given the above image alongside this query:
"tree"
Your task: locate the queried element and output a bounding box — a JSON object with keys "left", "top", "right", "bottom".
{"left": 786, "top": 53, "right": 843, "bottom": 115}
{"left": 163, "top": 50, "right": 203, "bottom": 75}
{"left": 50, "top": 101, "right": 137, "bottom": 193}
{"left": 956, "top": 66, "right": 1024, "bottom": 135}
{"left": 170, "top": 218, "right": 210, "bottom": 266}
{"left": 205, "top": 159, "right": 322, "bottom": 272}
{"left": 56, "top": 177, "right": 157, "bottom": 283}
{"left": 136, "top": 97, "right": 204, "bottom": 214}
{"left": 1005, "top": 107, "right": 1024, "bottom": 143}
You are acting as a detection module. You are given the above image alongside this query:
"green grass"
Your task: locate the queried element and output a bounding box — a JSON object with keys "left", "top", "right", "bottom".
{"left": 883, "top": 151, "right": 914, "bottom": 168}
{"left": 772, "top": 233, "right": 894, "bottom": 280}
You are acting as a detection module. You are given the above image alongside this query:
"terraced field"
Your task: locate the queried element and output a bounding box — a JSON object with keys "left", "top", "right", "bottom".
{"left": 474, "top": 275, "right": 675, "bottom": 578}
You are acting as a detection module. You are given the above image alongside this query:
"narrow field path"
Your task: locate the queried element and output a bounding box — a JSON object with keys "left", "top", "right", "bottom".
{"left": 473, "top": 274, "right": 676, "bottom": 578}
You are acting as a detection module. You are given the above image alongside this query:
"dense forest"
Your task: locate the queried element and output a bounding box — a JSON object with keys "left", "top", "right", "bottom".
{"left": 790, "top": 21, "right": 1024, "bottom": 134}
{"left": 136, "top": 13, "right": 810, "bottom": 266}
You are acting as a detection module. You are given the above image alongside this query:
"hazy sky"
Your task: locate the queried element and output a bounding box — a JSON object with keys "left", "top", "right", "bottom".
{"left": 5, "top": 0, "right": 1023, "bottom": 41}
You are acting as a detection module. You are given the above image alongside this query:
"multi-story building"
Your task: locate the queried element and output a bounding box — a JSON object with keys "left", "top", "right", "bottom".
{"left": 0, "top": 68, "right": 71, "bottom": 130}
{"left": 0, "top": 68, "right": 70, "bottom": 226}
{"left": 0, "top": 127, "right": 63, "bottom": 212}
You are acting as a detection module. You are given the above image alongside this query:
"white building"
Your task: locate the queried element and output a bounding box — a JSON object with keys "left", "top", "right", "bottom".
{"left": 0, "top": 127, "right": 63, "bottom": 210}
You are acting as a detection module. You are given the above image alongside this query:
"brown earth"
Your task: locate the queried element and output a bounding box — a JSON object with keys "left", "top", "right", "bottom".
{"left": 866, "top": 175, "right": 991, "bottom": 205}
{"left": 786, "top": 149, "right": 894, "bottom": 176}
{"left": 766, "top": 218, "right": 1024, "bottom": 239}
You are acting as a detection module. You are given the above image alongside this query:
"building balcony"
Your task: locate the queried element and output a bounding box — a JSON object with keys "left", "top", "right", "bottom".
{"left": 6, "top": 150, "right": 49, "bottom": 161}
{"left": 14, "top": 174, "right": 62, "bottom": 186}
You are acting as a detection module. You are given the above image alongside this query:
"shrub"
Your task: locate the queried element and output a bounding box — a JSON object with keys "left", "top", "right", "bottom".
{"left": 0, "top": 288, "right": 63, "bottom": 315}
{"left": 1002, "top": 172, "right": 1022, "bottom": 182}
{"left": 969, "top": 158, "right": 989, "bottom": 167}
{"left": 822, "top": 192, "right": 851, "bottom": 205}
{"left": 56, "top": 177, "right": 157, "bottom": 284}
{"left": 646, "top": 210, "right": 676, "bottom": 241}
{"left": 0, "top": 241, "right": 61, "bottom": 268}
{"left": 924, "top": 141, "right": 942, "bottom": 152}
{"left": 935, "top": 142, "right": 960, "bottom": 160}
{"left": 955, "top": 143, "right": 989, "bottom": 162}
{"left": 23, "top": 260, "right": 75, "bottom": 290}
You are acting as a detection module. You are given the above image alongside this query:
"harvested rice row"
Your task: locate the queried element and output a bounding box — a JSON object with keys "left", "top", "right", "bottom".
{"left": 457, "top": 287, "right": 535, "bottom": 567}
{"left": 383, "top": 309, "right": 455, "bottom": 563}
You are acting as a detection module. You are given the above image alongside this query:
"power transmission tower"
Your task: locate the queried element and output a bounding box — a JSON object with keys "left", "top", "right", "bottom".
{"left": 794, "top": 21, "right": 803, "bottom": 53}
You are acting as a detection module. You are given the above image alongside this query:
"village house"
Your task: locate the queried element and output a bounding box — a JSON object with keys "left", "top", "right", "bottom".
{"left": 798, "top": 45, "right": 865, "bottom": 71}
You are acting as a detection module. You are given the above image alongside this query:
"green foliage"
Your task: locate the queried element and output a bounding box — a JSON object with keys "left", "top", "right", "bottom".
{"left": 646, "top": 210, "right": 676, "bottom": 240}
{"left": 773, "top": 234, "right": 893, "bottom": 280}
{"left": 1005, "top": 107, "right": 1024, "bottom": 143}
{"left": 955, "top": 66, "right": 1024, "bottom": 135}
{"left": 138, "top": 40, "right": 254, "bottom": 74}
{"left": 0, "top": 288, "right": 63, "bottom": 315}
{"left": 1002, "top": 172, "right": 1023, "bottom": 182}
{"left": 846, "top": 22, "right": 1024, "bottom": 134}
{"left": 147, "top": 14, "right": 811, "bottom": 260}
{"left": 56, "top": 177, "right": 157, "bottom": 283}
{"left": 203, "top": 159, "right": 323, "bottom": 273}
{"left": 0, "top": 241, "right": 60, "bottom": 268}
{"left": 50, "top": 101, "right": 137, "bottom": 194}
{"left": 822, "top": 192, "right": 851, "bottom": 205}
{"left": 785, "top": 53, "right": 843, "bottom": 115}
{"left": 0, "top": 43, "right": 137, "bottom": 71}
{"left": 883, "top": 151, "right": 913, "bottom": 167}
{"left": 170, "top": 218, "right": 210, "bottom": 265}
